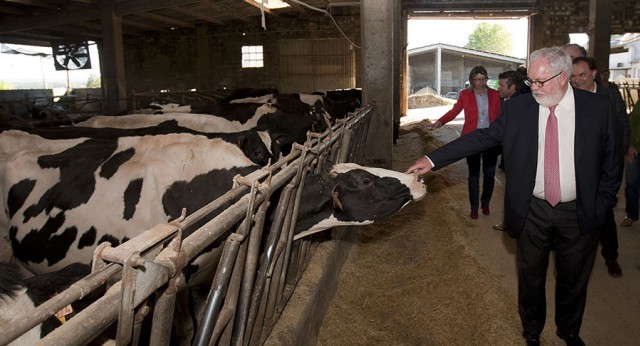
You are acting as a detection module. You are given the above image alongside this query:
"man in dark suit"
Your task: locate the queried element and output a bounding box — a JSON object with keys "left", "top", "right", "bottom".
{"left": 406, "top": 46, "right": 623, "bottom": 346}
{"left": 571, "top": 56, "right": 629, "bottom": 277}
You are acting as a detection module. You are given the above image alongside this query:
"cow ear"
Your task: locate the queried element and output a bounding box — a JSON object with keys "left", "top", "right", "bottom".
{"left": 331, "top": 185, "right": 343, "bottom": 211}
{"left": 236, "top": 134, "right": 247, "bottom": 147}
{"left": 271, "top": 132, "right": 293, "bottom": 146}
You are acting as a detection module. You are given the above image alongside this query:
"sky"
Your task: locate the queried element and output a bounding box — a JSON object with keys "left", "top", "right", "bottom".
{"left": 407, "top": 17, "right": 530, "bottom": 58}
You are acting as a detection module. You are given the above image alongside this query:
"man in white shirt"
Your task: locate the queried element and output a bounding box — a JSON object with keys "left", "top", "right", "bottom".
{"left": 406, "top": 46, "right": 622, "bottom": 346}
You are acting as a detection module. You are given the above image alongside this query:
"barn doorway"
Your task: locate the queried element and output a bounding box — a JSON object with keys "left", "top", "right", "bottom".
{"left": 404, "top": 16, "right": 530, "bottom": 120}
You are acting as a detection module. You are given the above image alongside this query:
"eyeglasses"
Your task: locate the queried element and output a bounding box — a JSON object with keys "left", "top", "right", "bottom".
{"left": 524, "top": 71, "right": 563, "bottom": 88}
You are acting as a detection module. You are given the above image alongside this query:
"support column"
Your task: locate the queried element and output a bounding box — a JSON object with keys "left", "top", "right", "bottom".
{"left": 394, "top": 9, "right": 406, "bottom": 144}
{"left": 588, "top": 0, "right": 612, "bottom": 73}
{"left": 196, "top": 24, "right": 212, "bottom": 90}
{"left": 99, "top": 2, "right": 127, "bottom": 115}
{"left": 361, "top": 0, "right": 398, "bottom": 168}
{"left": 436, "top": 45, "right": 442, "bottom": 95}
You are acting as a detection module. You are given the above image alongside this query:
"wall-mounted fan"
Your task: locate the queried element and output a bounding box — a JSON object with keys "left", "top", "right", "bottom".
{"left": 51, "top": 41, "right": 92, "bottom": 71}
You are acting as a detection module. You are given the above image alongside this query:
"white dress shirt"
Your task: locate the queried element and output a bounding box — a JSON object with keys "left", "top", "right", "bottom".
{"left": 533, "top": 86, "right": 577, "bottom": 202}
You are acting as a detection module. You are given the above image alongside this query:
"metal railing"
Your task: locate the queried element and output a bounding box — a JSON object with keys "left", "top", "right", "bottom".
{"left": 616, "top": 80, "right": 639, "bottom": 111}
{"left": 0, "top": 104, "right": 374, "bottom": 346}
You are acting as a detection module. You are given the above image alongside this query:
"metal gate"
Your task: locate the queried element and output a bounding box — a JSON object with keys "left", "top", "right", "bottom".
{"left": 0, "top": 105, "right": 374, "bottom": 346}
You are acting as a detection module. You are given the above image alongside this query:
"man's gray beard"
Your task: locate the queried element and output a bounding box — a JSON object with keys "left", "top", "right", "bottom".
{"left": 532, "top": 93, "right": 560, "bottom": 108}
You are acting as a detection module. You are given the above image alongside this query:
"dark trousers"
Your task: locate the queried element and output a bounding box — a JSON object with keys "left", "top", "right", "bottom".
{"left": 624, "top": 157, "right": 640, "bottom": 219}
{"left": 466, "top": 146, "right": 499, "bottom": 210}
{"left": 517, "top": 198, "right": 600, "bottom": 339}
{"left": 600, "top": 208, "right": 619, "bottom": 260}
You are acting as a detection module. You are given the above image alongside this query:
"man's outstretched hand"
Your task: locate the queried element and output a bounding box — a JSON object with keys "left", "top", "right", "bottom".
{"left": 405, "top": 156, "right": 433, "bottom": 175}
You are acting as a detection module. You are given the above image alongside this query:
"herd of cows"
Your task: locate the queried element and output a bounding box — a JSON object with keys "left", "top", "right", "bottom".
{"left": 0, "top": 88, "right": 427, "bottom": 344}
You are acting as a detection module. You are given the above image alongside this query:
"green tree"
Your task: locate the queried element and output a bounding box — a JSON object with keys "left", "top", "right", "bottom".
{"left": 465, "top": 22, "right": 513, "bottom": 56}
{"left": 86, "top": 74, "right": 101, "bottom": 88}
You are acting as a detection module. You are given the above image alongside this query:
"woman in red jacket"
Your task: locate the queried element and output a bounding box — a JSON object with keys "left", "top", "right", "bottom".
{"left": 430, "top": 66, "right": 502, "bottom": 219}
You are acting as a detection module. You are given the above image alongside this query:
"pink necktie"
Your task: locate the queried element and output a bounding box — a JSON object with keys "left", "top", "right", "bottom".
{"left": 544, "top": 105, "right": 561, "bottom": 206}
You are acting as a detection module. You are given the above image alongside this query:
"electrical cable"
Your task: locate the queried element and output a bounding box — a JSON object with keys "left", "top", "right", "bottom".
{"left": 286, "top": 0, "right": 361, "bottom": 49}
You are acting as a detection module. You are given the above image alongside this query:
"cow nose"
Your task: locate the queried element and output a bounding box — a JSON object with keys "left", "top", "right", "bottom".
{"left": 408, "top": 173, "right": 427, "bottom": 201}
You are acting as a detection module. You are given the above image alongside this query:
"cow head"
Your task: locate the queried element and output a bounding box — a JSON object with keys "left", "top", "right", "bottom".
{"left": 235, "top": 130, "right": 274, "bottom": 166}
{"left": 293, "top": 162, "right": 427, "bottom": 240}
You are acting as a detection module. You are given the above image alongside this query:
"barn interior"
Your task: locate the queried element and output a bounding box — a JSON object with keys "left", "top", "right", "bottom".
{"left": 1, "top": 1, "right": 639, "bottom": 345}
{"left": 2, "top": 0, "right": 638, "bottom": 165}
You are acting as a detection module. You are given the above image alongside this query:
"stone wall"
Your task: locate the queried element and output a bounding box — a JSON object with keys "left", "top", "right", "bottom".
{"left": 118, "top": 1, "right": 640, "bottom": 95}
{"left": 122, "top": 14, "right": 361, "bottom": 94}
{"left": 532, "top": 0, "right": 640, "bottom": 49}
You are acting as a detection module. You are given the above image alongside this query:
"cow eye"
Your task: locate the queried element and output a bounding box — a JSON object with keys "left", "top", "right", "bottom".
{"left": 363, "top": 177, "right": 372, "bottom": 185}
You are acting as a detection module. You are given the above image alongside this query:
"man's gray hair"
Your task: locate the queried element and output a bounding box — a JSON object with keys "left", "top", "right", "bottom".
{"left": 529, "top": 46, "right": 572, "bottom": 77}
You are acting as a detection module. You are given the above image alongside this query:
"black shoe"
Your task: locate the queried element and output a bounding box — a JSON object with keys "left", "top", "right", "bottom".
{"left": 556, "top": 331, "right": 586, "bottom": 346}
{"left": 605, "top": 259, "right": 623, "bottom": 277}
{"left": 525, "top": 336, "right": 540, "bottom": 345}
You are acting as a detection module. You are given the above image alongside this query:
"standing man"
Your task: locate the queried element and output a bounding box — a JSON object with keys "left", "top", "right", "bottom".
{"left": 406, "top": 47, "right": 622, "bottom": 346}
{"left": 497, "top": 70, "right": 524, "bottom": 102}
{"left": 563, "top": 43, "right": 587, "bottom": 60}
{"left": 600, "top": 69, "right": 620, "bottom": 90}
{"left": 571, "top": 56, "right": 629, "bottom": 277}
{"left": 621, "top": 104, "right": 640, "bottom": 228}
{"left": 493, "top": 70, "right": 525, "bottom": 231}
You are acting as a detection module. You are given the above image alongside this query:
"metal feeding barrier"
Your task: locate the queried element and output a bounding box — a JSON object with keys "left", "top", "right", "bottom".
{"left": 0, "top": 104, "right": 374, "bottom": 346}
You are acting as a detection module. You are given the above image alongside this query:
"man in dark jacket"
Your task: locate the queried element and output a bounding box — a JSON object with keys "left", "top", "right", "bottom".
{"left": 571, "top": 56, "right": 629, "bottom": 277}
{"left": 406, "top": 46, "right": 623, "bottom": 346}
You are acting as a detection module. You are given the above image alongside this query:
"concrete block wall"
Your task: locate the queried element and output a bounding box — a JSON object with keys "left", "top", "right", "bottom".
{"left": 122, "top": 14, "right": 361, "bottom": 94}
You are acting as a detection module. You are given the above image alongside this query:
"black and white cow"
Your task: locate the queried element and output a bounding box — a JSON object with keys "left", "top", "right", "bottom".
{"left": 78, "top": 106, "right": 324, "bottom": 149}
{"left": 136, "top": 102, "right": 191, "bottom": 114}
{"left": 292, "top": 162, "right": 426, "bottom": 239}
{"left": 321, "top": 89, "right": 362, "bottom": 119}
{"left": 219, "top": 88, "right": 278, "bottom": 104}
{"left": 0, "top": 126, "right": 425, "bottom": 343}
{"left": 7, "top": 122, "right": 281, "bottom": 167}
{"left": 75, "top": 107, "right": 274, "bottom": 132}
{"left": 0, "top": 130, "right": 267, "bottom": 274}
{"left": 0, "top": 262, "right": 103, "bottom": 345}
{"left": 1, "top": 125, "right": 425, "bottom": 275}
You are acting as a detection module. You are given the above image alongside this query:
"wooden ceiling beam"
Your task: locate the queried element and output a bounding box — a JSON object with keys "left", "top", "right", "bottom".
{"left": 241, "top": 0, "right": 273, "bottom": 14}
{"left": 135, "top": 11, "right": 195, "bottom": 29}
{"left": 0, "top": 0, "right": 208, "bottom": 34}
{"left": 42, "top": 26, "right": 103, "bottom": 40}
{"left": 122, "top": 18, "right": 169, "bottom": 32}
{"left": 280, "top": 1, "right": 306, "bottom": 13}
{"left": 205, "top": 3, "right": 249, "bottom": 22}
{"left": 172, "top": 6, "right": 224, "bottom": 25}
{"left": 3, "top": 0, "right": 59, "bottom": 10}
{"left": 115, "top": 0, "right": 208, "bottom": 16}
{"left": 0, "top": 4, "right": 30, "bottom": 15}
{"left": 0, "top": 8, "right": 99, "bottom": 34}
{"left": 0, "top": 34, "right": 54, "bottom": 47}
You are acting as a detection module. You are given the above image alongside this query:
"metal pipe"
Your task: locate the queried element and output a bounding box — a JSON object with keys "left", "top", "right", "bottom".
{"left": 0, "top": 264, "right": 120, "bottom": 345}
{"left": 192, "top": 233, "right": 243, "bottom": 346}
{"left": 231, "top": 201, "right": 269, "bottom": 346}
{"left": 242, "top": 185, "right": 293, "bottom": 345}
{"left": 149, "top": 277, "right": 179, "bottom": 346}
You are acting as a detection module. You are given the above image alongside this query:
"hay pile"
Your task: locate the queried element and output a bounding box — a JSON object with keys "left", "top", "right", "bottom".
{"left": 407, "top": 94, "right": 455, "bottom": 109}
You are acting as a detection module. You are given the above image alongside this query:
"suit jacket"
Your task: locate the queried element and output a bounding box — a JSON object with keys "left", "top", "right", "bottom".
{"left": 437, "top": 88, "right": 501, "bottom": 135}
{"left": 429, "top": 87, "right": 623, "bottom": 238}
{"left": 596, "top": 83, "right": 630, "bottom": 150}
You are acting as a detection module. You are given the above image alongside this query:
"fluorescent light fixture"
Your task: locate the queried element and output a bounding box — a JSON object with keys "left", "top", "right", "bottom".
{"left": 253, "top": 0, "right": 290, "bottom": 9}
